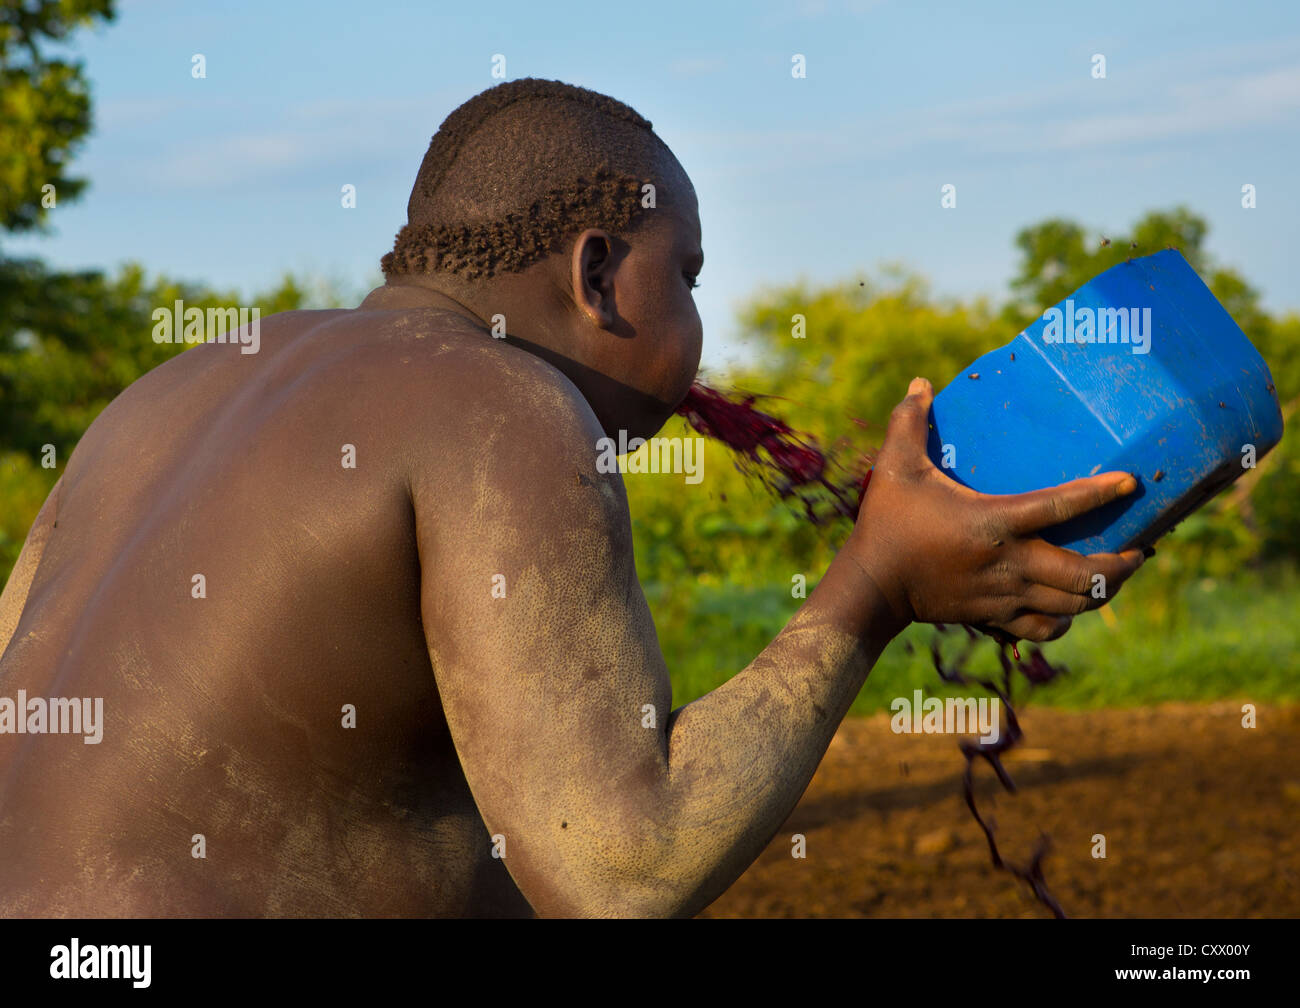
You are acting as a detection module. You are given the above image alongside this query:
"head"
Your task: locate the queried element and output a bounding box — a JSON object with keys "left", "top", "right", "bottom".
{"left": 380, "top": 78, "right": 703, "bottom": 440}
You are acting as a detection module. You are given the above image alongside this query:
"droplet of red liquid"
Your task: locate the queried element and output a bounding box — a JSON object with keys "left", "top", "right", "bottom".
{"left": 676, "top": 382, "right": 873, "bottom": 524}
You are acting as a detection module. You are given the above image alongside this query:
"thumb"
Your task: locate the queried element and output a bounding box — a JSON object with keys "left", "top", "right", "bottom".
{"left": 880, "top": 377, "right": 935, "bottom": 460}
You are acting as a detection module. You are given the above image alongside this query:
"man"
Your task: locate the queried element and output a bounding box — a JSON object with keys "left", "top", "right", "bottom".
{"left": 0, "top": 78, "right": 1144, "bottom": 917}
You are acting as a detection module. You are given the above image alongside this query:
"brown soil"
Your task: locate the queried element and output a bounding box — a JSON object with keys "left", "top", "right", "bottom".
{"left": 699, "top": 701, "right": 1300, "bottom": 917}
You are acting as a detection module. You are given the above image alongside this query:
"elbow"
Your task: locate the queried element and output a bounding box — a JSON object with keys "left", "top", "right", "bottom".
{"left": 520, "top": 848, "right": 711, "bottom": 919}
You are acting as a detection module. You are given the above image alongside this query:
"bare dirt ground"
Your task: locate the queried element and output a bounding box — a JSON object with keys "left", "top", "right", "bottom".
{"left": 699, "top": 702, "right": 1300, "bottom": 918}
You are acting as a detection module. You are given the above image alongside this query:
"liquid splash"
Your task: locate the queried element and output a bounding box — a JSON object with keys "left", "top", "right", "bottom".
{"left": 675, "top": 381, "right": 872, "bottom": 524}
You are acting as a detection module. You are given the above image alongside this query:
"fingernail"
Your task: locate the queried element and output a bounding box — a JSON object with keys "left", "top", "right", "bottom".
{"left": 908, "top": 377, "right": 928, "bottom": 395}
{"left": 1117, "top": 475, "right": 1138, "bottom": 495}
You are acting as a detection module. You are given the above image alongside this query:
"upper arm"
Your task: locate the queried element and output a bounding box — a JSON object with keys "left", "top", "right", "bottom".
{"left": 0, "top": 476, "right": 62, "bottom": 660}
{"left": 409, "top": 362, "right": 676, "bottom": 916}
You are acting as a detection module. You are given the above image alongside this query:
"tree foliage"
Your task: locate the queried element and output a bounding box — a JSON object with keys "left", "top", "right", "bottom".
{"left": 0, "top": 259, "right": 306, "bottom": 460}
{"left": 0, "top": 0, "right": 114, "bottom": 235}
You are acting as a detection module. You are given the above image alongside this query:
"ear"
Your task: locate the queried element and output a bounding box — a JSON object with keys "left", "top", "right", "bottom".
{"left": 570, "top": 228, "right": 618, "bottom": 329}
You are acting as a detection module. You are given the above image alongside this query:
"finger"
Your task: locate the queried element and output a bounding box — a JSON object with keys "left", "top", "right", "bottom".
{"left": 1018, "top": 581, "right": 1139, "bottom": 616}
{"left": 993, "top": 613, "right": 1073, "bottom": 643}
{"left": 1021, "top": 540, "right": 1145, "bottom": 595}
{"left": 1000, "top": 472, "right": 1139, "bottom": 535}
{"left": 876, "top": 377, "right": 935, "bottom": 469}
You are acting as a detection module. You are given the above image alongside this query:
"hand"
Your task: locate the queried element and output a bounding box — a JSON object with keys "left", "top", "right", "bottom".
{"left": 846, "top": 377, "right": 1146, "bottom": 642}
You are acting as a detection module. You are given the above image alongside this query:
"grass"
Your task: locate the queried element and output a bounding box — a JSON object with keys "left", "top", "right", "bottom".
{"left": 646, "top": 561, "right": 1300, "bottom": 715}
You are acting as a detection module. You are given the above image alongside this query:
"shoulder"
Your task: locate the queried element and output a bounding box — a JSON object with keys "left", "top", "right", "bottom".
{"left": 375, "top": 315, "right": 628, "bottom": 534}
{"left": 374, "top": 314, "right": 601, "bottom": 452}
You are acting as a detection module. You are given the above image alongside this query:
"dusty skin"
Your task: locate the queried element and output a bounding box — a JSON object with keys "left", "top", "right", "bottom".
{"left": 0, "top": 203, "right": 1146, "bottom": 917}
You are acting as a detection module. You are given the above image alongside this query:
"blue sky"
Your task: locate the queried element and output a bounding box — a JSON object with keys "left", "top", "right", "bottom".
{"left": 10, "top": 0, "right": 1300, "bottom": 370}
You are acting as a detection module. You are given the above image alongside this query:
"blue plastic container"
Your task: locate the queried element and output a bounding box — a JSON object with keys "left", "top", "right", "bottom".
{"left": 926, "top": 249, "right": 1284, "bottom": 554}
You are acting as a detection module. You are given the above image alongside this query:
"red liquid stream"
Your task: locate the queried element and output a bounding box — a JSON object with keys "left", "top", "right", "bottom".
{"left": 675, "top": 381, "right": 873, "bottom": 524}
{"left": 676, "top": 379, "right": 1067, "bottom": 917}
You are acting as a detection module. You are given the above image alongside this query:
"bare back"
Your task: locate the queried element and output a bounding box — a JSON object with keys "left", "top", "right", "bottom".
{"left": 0, "top": 307, "right": 549, "bottom": 916}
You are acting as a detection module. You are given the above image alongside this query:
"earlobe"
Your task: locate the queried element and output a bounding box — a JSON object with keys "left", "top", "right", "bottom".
{"left": 571, "top": 228, "right": 617, "bottom": 329}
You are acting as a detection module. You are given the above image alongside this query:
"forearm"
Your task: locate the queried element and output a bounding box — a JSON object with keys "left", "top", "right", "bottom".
{"left": 650, "top": 538, "right": 906, "bottom": 915}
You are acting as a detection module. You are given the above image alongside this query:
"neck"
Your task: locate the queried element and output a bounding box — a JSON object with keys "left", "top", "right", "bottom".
{"left": 358, "top": 279, "right": 486, "bottom": 323}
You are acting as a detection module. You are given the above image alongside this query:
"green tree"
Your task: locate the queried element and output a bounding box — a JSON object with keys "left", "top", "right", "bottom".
{"left": 0, "top": 260, "right": 305, "bottom": 461}
{"left": 0, "top": 0, "right": 115, "bottom": 236}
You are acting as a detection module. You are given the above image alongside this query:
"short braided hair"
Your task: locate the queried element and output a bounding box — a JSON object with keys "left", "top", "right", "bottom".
{"left": 381, "top": 78, "right": 687, "bottom": 281}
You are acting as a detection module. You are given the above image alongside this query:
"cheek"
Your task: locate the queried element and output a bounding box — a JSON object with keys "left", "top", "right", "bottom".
{"left": 621, "top": 265, "right": 673, "bottom": 330}
{"left": 681, "top": 300, "right": 703, "bottom": 365}
{"left": 660, "top": 297, "right": 702, "bottom": 401}
{"left": 630, "top": 271, "right": 689, "bottom": 341}
{"left": 617, "top": 258, "right": 700, "bottom": 392}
